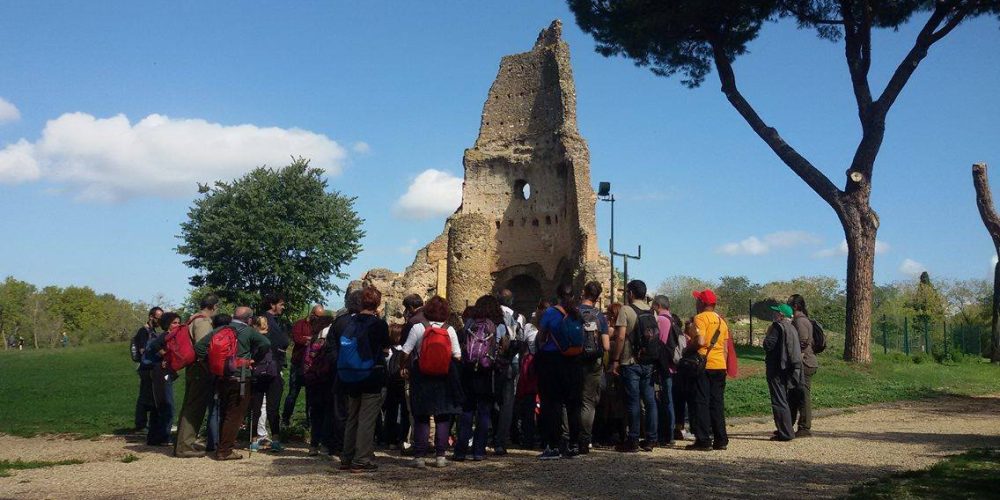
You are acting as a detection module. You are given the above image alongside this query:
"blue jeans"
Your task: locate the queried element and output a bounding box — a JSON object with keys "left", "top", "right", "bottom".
{"left": 657, "top": 371, "right": 675, "bottom": 444}
{"left": 622, "top": 363, "right": 657, "bottom": 441}
{"left": 205, "top": 393, "right": 220, "bottom": 451}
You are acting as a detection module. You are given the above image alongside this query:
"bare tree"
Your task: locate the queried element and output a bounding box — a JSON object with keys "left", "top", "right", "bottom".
{"left": 972, "top": 162, "right": 1000, "bottom": 363}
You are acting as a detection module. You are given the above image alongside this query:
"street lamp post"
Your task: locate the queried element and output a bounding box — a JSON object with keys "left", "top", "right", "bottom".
{"left": 597, "top": 182, "right": 615, "bottom": 303}
{"left": 614, "top": 245, "right": 641, "bottom": 301}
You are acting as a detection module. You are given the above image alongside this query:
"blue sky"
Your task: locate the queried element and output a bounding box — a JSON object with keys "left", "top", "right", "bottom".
{"left": 1, "top": 1, "right": 998, "bottom": 307}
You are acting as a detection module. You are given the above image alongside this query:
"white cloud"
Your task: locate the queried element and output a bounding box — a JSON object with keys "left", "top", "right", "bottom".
{"left": 0, "top": 112, "right": 348, "bottom": 202}
{"left": 900, "top": 258, "right": 926, "bottom": 277}
{"left": 393, "top": 169, "right": 463, "bottom": 220}
{"left": 0, "top": 97, "right": 20, "bottom": 124}
{"left": 814, "top": 239, "right": 890, "bottom": 258}
{"left": 717, "top": 231, "right": 821, "bottom": 256}
{"left": 352, "top": 141, "right": 371, "bottom": 154}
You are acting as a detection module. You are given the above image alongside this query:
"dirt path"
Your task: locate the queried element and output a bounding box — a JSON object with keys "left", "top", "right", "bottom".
{"left": 2, "top": 394, "right": 999, "bottom": 499}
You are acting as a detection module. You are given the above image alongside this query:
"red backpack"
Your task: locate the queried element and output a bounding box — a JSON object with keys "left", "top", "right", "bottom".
{"left": 163, "top": 314, "right": 205, "bottom": 373}
{"left": 207, "top": 326, "right": 250, "bottom": 377}
{"left": 303, "top": 338, "right": 332, "bottom": 385}
{"left": 516, "top": 352, "right": 537, "bottom": 398}
{"left": 418, "top": 322, "right": 452, "bottom": 376}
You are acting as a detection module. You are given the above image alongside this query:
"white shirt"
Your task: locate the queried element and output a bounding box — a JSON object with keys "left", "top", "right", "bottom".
{"left": 319, "top": 326, "right": 330, "bottom": 340}
{"left": 402, "top": 321, "right": 461, "bottom": 359}
{"left": 521, "top": 323, "right": 539, "bottom": 355}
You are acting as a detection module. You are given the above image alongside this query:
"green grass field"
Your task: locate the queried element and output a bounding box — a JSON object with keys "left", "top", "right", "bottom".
{"left": 0, "top": 342, "right": 997, "bottom": 437}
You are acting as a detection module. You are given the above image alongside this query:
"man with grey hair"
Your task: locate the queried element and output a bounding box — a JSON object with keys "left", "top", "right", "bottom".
{"left": 195, "top": 306, "right": 270, "bottom": 460}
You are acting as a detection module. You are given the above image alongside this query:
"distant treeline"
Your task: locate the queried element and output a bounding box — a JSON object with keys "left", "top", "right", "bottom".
{"left": 0, "top": 276, "right": 149, "bottom": 348}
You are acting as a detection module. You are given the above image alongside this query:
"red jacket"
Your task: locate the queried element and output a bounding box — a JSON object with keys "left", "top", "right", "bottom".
{"left": 290, "top": 318, "right": 313, "bottom": 366}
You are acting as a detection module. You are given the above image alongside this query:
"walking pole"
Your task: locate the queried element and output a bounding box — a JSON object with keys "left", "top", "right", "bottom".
{"left": 242, "top": 363, "right": 252, "bottom": 458}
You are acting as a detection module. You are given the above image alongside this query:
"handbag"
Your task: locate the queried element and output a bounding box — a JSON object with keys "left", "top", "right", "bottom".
{"left": 677, "top": 318, "right": 722, "bottom": 377}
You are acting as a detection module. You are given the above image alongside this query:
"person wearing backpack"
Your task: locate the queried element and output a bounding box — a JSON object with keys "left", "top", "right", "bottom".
{"left": 133, "top": 307, "right": 163, "bottom": 435}
{"left": 336, "top": 286, "right": 390, "bottom": 473}
{"left": 577, "top": 281, "right": 610, "bottom": 454}
{"left": 399, "top": 296, "right": 462, "bottom": 469}
{"left": 493, "top": 289, "right": 524, "bottom": 456}
{"left": 283, "top": 304, "right": 325, "bottom": 429}
{"left": 453, "top": 295, "right": 506, "bottom": 461}
{"left": 302, "top": 315, "right": 335, "bottom": 455}
{"left": 536, "top": 283, "right": 585, "bottom": 460}
{"left": 788, "top": 294, "right": 817, "bottom": 438}
{"left": 174, "top": 294, "right": 219, "bottom": 458}
{"left": 764, "top": 303, "right": 803, "bottom": 442}
{"left": 651, "top": 295, "right": 682, "bottom": 447}
{"left": 249, "top": 293, "right": 290, "bottom": 453}
{"left": 195, "top": 306, "right": 271, "bottom": 460}
{"left": 514, "top": 299, "right": 547, "bottom": 450}
{"left": 609, "top": 280, "right": 659, "bottom": 453}
{"left": 141, "top": 310, "right": 178, "bottom": 446}
{"left": 685, "top": 289, "right": 730, "bottom": 451}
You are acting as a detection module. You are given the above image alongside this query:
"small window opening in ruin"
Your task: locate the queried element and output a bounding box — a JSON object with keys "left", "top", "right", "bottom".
{"left": 545, "top": 216, "right": 552, "bottom": 225}
{"left": 514, "top": 179, "right": 531, "bottom": 200}
{"left": 532, "top": 219, "right": 539, "bottom": 227}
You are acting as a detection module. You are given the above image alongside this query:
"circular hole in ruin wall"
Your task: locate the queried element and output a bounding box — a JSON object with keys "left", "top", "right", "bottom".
{"left": 514, "top": 179, "right": 531, "bottom": 200}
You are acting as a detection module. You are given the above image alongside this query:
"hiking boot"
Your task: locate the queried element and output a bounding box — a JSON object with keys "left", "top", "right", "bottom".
{"left": 562, "top": 446, "right": 579, "bottom": 459}
{"left": 350, "top": 463, "right": 378, "bottom": 473}
{"left": 795, "top": 429, "right": 812, "bottom": 438}
{"left": 308, "top": 447, "right": 319, "bottom": 456}
{"left": 685, "top": 442, "right": 713, "bottom": 451}
{"left": 269, "top": 441, "right": 284, "bottom": 453}
{"left": 216, "top": 452, "right": 243, "bottom": 460}
{"left": 537, "top": 447, "right": 561, "bottom": 460}
{"left": 615, "top": 440, "right": 639, "bottom": 453}
{"left": 639, "top": 440, "right": 655, "bottom": 452}
{"left": 434, "top": 456, "right": 449, "bottom": 468}
{"left": 712, "top": 442, "right": 728, "bottom": 451}
{"left": 175, "top": 450, "right": 205, "bottom": 459}
{"left": 411, "top": 457, "right": 426, "bottom": 469}
{"left": 769, "top": 435, "right": 793, "bottom": 442}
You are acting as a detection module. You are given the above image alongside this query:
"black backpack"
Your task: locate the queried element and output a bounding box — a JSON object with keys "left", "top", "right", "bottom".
{"left": 629, "top": 305, "right": 661, "bottom": 364}
{"left": 130, "top": 327, "right": 148, "bottom": 363}
{"left": 811, "top": 319, "right": 827, "bottom": 354}
{"left": 580, "top": 306, "right": 603, "bottom": 360}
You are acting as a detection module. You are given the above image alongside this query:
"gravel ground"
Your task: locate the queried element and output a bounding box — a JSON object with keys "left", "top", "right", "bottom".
{"left": 2, "top": 394, "right": 999, "bottom": 499}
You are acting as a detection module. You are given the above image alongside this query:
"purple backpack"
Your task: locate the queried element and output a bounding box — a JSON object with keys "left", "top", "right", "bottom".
{"left": 463, "top": 319, "right": 497, "bottom": 370}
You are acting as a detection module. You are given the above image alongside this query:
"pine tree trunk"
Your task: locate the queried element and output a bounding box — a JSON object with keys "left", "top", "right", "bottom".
{"left": 841, "top": 201, "right": 878, "bottom": 364}
{"left": 992, "top": 259, "right": 1000, "bottom": 363}
{"left": 971, "top": 163, "right": 1000, "bottom": 363}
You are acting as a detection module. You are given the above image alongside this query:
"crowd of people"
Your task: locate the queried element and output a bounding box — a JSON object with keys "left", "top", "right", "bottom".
{"left": 130, "top": 279, "right": 820, "bottom": 471}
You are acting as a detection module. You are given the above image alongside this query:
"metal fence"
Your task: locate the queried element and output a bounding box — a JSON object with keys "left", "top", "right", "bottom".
{"left": 873, "top": 315, "right": 987, "bottom": 357}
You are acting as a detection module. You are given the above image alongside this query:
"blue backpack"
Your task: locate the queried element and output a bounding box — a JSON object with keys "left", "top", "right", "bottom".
{"left": 550, "top": 306, "right": 584, "bottom": 357}
{"left": 337, "top": 315, "right": 376, "bottom": 384}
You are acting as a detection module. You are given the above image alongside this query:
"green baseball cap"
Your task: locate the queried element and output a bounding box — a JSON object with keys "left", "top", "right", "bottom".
{"left": 770, "top": 304, "right": 793, "bottom": 318}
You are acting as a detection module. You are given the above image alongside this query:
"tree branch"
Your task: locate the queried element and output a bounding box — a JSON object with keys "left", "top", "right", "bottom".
{"left": 874, "top": 4, "right": 953, "bottom": 114}
{"left": 973, "top": 163, "right": 1000, "bottom": 249}
{"left": 708, "top": 39, "right": 842, "bottom": 210}
{"left": 839, "top": 0, "right": 874, "bottom": 116}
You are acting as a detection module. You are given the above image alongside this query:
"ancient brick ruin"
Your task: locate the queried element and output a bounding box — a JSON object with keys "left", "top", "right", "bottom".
{"left": 354, "top": 20, "right": 610, "bottom": 319}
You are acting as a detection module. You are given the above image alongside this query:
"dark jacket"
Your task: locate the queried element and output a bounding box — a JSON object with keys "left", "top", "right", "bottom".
{"left": 764, "top": 318, "right": 802, "bottom": 374}
{"left": 265, "top": 312, "right": 290, "bottom": 367}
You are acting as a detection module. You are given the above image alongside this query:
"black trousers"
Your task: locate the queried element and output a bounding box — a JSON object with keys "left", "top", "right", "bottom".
{"left": 536, "top": 351, "right": 582, "bottom": 451}
{"left": 672, "top": 372, "right": 689, "bottom": 430}
{"left": 691, "top": 369, "right": 728, "bottom": 447}
{"left": 251, "top": 373, "right": 284, "bottom": 439}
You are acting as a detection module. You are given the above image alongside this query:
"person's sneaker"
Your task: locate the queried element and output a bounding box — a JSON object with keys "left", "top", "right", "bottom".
{"left": 712, "top": 443, "right": 728, "bottom": 451}
{"left": 615, "top": 440, "right": 639, "bottom": 453}
{"left": 769, "top": 435, "right": 793, "bottom": 442}
{"left": 472, "top": 455, "right": 485, "bottom": 462}
{"left": 308, "top": 447, "right": 319, "bottom": 456}
{"left": 639, "top": 440, "right": 655, "bottom": 452}
{"left": 537, "top": 447, "right": 561, "bottom": 460}
{"left": 682, "top": 430, "right": 695, "bottom": 440}
{"left": 494, "top": 447, "right": 507, "bottom": 456}
{"left": 685, "top": 442, "right": 713, "bottom": 451}
{"left": 249, "top": 441, "right": 261, "bottom": 452}
{"left": 411, "top": 457, "right": 427, "bottom": 469}
{"left": 434, "top": 456, "right": 448, "bottom": 468}
{"left": 216, "top": 452, "right": 243, "bottom": 461}
{"left": 795, "top": 429, "right": 812, "bottom": 438}
{"left": 451, "top": 454, "right": 466, "bottom": 462}
{"left": 350, "top": 463, "right": 378, "bottom": 473}
{"left": 269, "top": 441, "right": 284, "bottom": 453}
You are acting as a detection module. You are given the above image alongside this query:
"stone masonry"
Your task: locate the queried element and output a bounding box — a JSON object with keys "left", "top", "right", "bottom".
{"left": 353, "top": 20, "right": 610, "bottom": 319}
